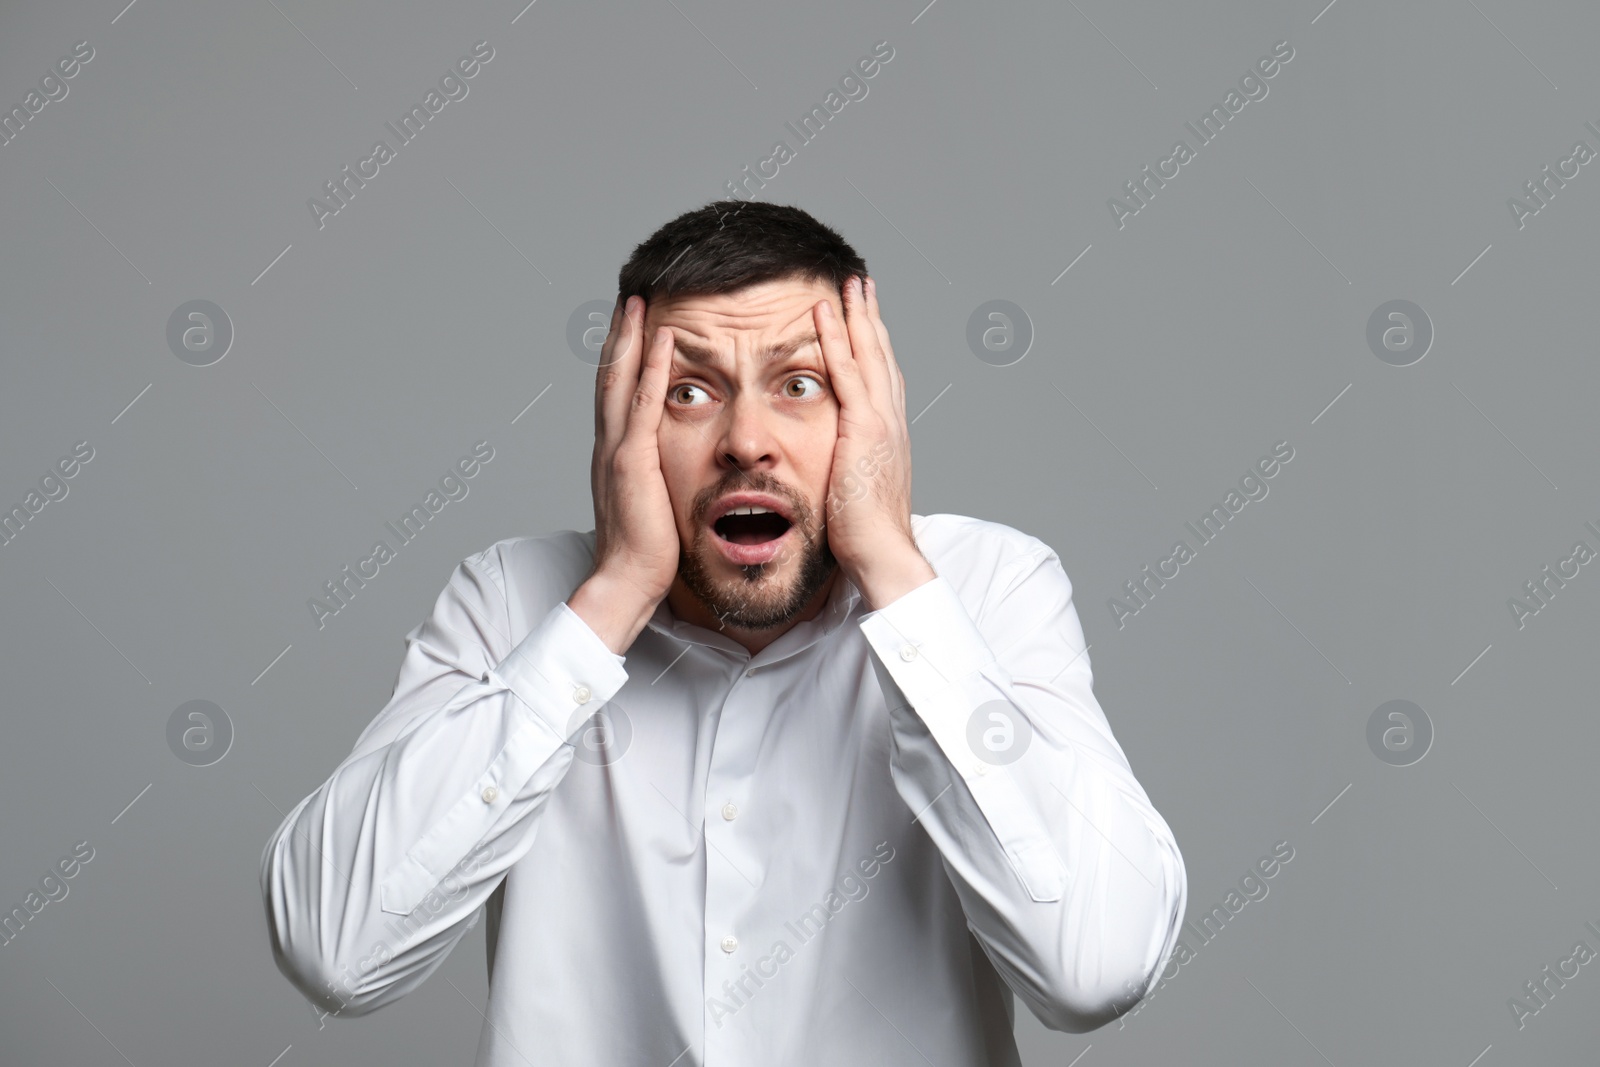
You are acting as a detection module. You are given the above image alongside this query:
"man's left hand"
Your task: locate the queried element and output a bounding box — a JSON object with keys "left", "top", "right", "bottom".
{"left": 814, "top": 275, "right": 936, "bottom": 611}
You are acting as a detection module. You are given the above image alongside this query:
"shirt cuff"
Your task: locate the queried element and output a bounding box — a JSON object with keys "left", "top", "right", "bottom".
{"left": 860, "top": 573, "right": 1074, "bottom": 904}
{"left": 493, "top": 599, "right": 630, "bottom": 744}
{"left": 858, "top": 574, "right": 998, "bottom": 780}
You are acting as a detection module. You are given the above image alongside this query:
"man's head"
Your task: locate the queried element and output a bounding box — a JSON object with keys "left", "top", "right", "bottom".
{"left": 615, "top": 201, "right": 868, "bottom": 639}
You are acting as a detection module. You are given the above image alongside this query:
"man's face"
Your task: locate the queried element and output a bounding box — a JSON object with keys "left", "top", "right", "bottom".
{"left": 645, "top": 275, "right": 844, "bottom": 633}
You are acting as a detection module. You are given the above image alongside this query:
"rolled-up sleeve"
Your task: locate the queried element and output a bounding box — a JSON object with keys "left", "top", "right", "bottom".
{"left": 858, "top": 544, "right": 1187, "bottom": 1033}
{"left": 259, "top": 552, "right": 628, "bottom": 1018}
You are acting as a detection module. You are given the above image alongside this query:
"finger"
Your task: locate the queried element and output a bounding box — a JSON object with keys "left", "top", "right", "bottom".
{"left": 863, "top": 277, "right": 905, "bottom": 411}
{"left": 593, "top": 294, "right": 626, "bottom": 435}
{"left": 599, "top": 297, "right": 645, "bottom": 453}
{"left": 596, "top": 294, "right": 629, "bottom": 372}
{"left": 621, "top": 324, "right": 675, "bottom": 448}
{"left": 842, "top": 275, "right": 893, "bottom": 415}
{"left": 605, "top": 292, "right": 623, "bottom": 355}
{"left": 815, "top": 297, "right": 872, "bottom": 424}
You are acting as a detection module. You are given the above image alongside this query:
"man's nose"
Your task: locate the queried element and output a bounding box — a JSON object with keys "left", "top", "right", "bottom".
{"left": 715, "top": 390, "right": 778, "bottom": 471}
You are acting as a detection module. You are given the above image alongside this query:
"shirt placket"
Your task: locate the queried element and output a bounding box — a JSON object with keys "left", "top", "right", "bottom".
{"left": 701, "top": 658, "right": 768, "bottom": 1062}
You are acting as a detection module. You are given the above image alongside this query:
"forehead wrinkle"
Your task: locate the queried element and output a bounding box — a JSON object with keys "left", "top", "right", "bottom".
{"left": 658, "top": 282, "right": 835, "bottom": 369}
{"left": 671, "top": 329, "right": 821, "bottom": 369}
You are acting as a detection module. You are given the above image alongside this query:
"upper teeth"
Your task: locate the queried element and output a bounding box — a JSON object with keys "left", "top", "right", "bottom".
{"left": 725, "top": 506, "right": 775, "bottom": 516}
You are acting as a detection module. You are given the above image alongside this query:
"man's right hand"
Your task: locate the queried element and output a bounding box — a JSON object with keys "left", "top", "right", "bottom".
{"left": 567, "top": 295, "right": 680, "bottom": 655}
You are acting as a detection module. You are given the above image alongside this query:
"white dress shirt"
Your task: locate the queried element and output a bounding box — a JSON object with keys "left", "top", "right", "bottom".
{"left": 260, "top": 512, "right": 1187, "bottom": 1065}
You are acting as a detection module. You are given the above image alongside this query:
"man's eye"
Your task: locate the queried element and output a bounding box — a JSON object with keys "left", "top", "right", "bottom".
{"left": 784, "top": 375, "right": 823, "bottom": 399}
{"left": 671, "top": 383, "right": 710, "bottom": 406}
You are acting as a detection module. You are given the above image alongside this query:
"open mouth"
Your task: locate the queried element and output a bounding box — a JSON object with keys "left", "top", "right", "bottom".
{"left": 712, "top": 509, "right": 793, "bottom": 545}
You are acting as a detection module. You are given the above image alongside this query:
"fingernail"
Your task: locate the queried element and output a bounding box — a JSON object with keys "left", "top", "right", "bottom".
{"left": 865, "top": 277, "right": 875, "bottom": 297}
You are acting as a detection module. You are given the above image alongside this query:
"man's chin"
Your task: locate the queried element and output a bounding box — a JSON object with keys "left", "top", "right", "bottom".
{"left": 680, "top": 532, "right": 836, "bottom": 631}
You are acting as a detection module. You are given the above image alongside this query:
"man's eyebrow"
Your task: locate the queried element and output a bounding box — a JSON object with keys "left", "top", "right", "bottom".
{"left": 671, "top": 332, "right": 820, "bottom": 367}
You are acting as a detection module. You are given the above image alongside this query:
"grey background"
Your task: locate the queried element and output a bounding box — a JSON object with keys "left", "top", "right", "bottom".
{"left": 1, "top": 0, "right": 1594, "bottom": 1063}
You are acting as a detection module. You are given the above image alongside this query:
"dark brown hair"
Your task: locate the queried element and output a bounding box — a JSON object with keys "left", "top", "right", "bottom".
{"left": 617, "top": 200, "right": 868, "bottom": 305}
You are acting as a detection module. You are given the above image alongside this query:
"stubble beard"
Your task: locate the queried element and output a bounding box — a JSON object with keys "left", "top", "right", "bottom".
{"left": 678, "top": 500, "right": 838, "bottom": 632}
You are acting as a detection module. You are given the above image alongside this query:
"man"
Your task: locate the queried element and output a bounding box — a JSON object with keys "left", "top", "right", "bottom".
{"left": 260, "top": 201, "right": 1187, "bottom": 1065}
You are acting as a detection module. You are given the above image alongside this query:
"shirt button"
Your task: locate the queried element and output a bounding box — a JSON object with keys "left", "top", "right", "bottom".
{"left": 573, "top": 685, "right": 591, "bottom": 704}
{"left": 744, "top": 667, "right": 757, "bottom": 677}
{"left": 975, "top": 763, "right": 988, "bottom": 777}
{"left": 481, "top": 786, "right": 499, "bottom": 803}
{"left": 721, "top": 802, "right": 738, "bottom": 821}
{"left": 899, "top": 645, "right": 918, "bottom": 662}
{"left": 721, "top": 935, "right": 739, "bottom": 954}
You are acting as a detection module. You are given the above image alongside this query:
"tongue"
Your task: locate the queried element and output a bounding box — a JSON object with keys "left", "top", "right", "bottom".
{"left": 717, "top": 513, "right": 791, "bottom": 545}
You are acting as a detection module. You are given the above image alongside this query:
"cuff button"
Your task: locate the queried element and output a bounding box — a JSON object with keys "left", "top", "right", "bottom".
{"left": 573, "top": 685, "right": 592, "bottom": 704}
{"left": 481, "top": 786, "right": 499, "bottom": 803}
{"left": 899, "top": 645, "right": 918, "bottom": 662}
